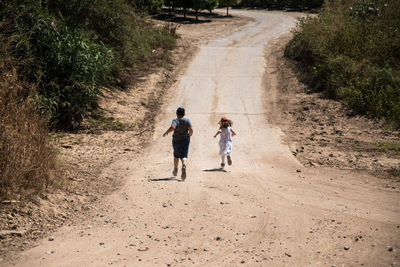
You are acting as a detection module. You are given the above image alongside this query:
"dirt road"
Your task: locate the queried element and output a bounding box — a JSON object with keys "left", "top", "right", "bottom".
{"left": 11, "top": 10, "right": 400, "bottom": 266}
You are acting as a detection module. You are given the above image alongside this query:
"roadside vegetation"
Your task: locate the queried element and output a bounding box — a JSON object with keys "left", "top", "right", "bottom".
{"left": 1, "top": 0, "right": 177, "bottom": 129}
{"left": 0, "top": 29, "right": 57, "bottom": 200}
{"left": 0, "top": 0, "right": 177, "bottom": 200}
{"left": 285, "top": 0, "right": 400, "bottom": 128}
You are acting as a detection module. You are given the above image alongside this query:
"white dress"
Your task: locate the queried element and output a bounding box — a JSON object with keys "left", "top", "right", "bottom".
{"left": 219, "top": 127, "right": 232, "bottom": 156}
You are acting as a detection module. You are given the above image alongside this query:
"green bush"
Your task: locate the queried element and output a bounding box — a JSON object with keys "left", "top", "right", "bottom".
{"left": 1, "top": 0, "right": 176, "bottom": 128}
{"left": 2, "top": 2, "right": 114, "bottom": 128}
{"left": 130, "top": 0, "right": 164, "bottom": 14}
{"left": 285, "top": 0, "right": 400, "bottom": 127}
{"left": 37, "top": 27, "right": 114, "bottom": 127}
{"left": 338, "top": 67, "right": 400, "bottom": 122}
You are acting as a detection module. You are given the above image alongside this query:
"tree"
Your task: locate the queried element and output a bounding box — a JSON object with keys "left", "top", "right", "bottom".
{"left": 192, "top": 0, "right": 205, "bottom": 20}
{"left": 174, "top": 0, "right": 193, "bottom": 18}
{"left": 219, "top": 0, "right": 241, "bottom": 16}
{"left": 204, "top": 0, "right": 218, "bottom": 14}
{"left": 165, "top": 0, "right": 174, "bottom": 15}
{"left": 129, "top": 0, "right": 164, "bottom": 14}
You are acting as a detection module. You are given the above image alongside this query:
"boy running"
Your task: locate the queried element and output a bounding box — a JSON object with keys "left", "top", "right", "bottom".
{"left": 163, "top": 107, "right": 193, "bottom": 181}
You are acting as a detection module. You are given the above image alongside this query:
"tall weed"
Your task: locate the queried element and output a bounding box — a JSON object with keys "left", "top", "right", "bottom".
{"left": 0, "top": 32, "right": 58, "bottom": 200}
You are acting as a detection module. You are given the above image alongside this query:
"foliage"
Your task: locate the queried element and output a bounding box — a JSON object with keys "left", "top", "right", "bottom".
{"left": 172, "top": 0, "right": 194, "bottom": 17}
{"left": 1, "top": 0, "right": 177, "bottom": 128}
{"left": 219, "top": 0, "right": 241, "bottom": 5}
{"left": 219, "top": 0, "right": 241, "bottom": 15}
{"left": 219, "top": 0, "right": 242, "bottom": 8}
{"left": 204, "top": 0, "right": 219, "bottom": 13}
{"left": 128, "top": 0, "right": 164, "bottom": 14}
{"left": 285, "top": 0, "right": 400, "bottom": 128}
{"left": 190, "top": 0, "right": 211, "bottom": 19}
{"left": 0, "top": 0, "right": 176, "bottom": 197}
{"left": 172, "top": 0, "right": 194, "bottom": 8}
{"left": 193, "top": 0, "right": 205, "bottom": 11}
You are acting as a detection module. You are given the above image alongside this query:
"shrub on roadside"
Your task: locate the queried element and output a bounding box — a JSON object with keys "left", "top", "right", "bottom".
{"left": 1, "top": 0, "right": 177, "bottom": 128}
{"left": 0, "top": 0, "right": 177, "bottom": 198}
{"left": 285, "top": 0, "right": 400, "bottom": 127}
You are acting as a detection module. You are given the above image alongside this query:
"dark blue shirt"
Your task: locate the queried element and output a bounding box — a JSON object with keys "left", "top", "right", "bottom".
{"left": 171, "top": 117, "right": 192, "bottom": 141}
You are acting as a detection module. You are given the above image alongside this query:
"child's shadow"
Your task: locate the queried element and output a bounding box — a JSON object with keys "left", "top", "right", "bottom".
{"left": 149, "top": 177, "right": 180, "bottom": 182}
{"left": 202, "top": 168, "right": 228, "bottom": 173}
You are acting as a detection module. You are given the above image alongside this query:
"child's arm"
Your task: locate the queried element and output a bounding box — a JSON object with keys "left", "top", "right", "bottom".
{"left": 163, "top": 126, "right": 175, "bottom": 137}
{"left": 214, "top": 129, "right": 222, "bottom": 138}
{"left": 231, "top": 128, "right": 237, "bottom": 136}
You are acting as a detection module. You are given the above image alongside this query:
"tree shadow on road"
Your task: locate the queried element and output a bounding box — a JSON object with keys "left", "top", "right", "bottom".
{"left": 152, "top": 9, "right": 229, "bottom": 25}
{"left": 153, "top": 13, "right": 211, "bottom": 24}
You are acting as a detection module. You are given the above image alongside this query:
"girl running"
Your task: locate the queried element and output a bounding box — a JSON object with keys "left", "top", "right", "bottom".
{"left": 214, "top": 117, "right": 236, "bottom": 168}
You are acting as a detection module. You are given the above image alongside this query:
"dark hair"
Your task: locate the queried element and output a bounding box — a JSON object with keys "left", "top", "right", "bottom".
{"left": 219, "top": 119, "right": 233, "bottom": 128}
{"left": 176, "top": 107, "right": 185, "bottom": 117}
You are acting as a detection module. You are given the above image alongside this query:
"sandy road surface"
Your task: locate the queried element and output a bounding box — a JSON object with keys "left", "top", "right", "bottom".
{"left": 10, "top": 10, "right": 400, "bottom": 267}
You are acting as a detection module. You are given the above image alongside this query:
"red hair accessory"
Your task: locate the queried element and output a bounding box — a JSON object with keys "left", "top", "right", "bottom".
{"left": 221, "top": 117, "right": 228, "bottom": 122}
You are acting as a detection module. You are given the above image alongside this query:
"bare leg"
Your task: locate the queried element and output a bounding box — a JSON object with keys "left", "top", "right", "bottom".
{"left": 180, "top": 158, "right": 187, "bottom": 180}
{"left": 174, "top": 157, "right": 179, "bottom": 169}
{"left": 181, "top": 157, "right": 187, "bottom": 167}
{"left": 227, "top": 154, "right": 232, "bottom": 165}
{"left": 172, "top": 157, "right": 179, "bottom": 176}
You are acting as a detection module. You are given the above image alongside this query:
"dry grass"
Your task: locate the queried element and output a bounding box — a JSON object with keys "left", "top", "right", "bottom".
{"left": 0, "top": 32, "right": 59, "bottom": 201}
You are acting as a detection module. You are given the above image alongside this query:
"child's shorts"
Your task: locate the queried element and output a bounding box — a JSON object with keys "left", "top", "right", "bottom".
{"left": 172, "top": 137, "right": 190, "bottom": 159}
